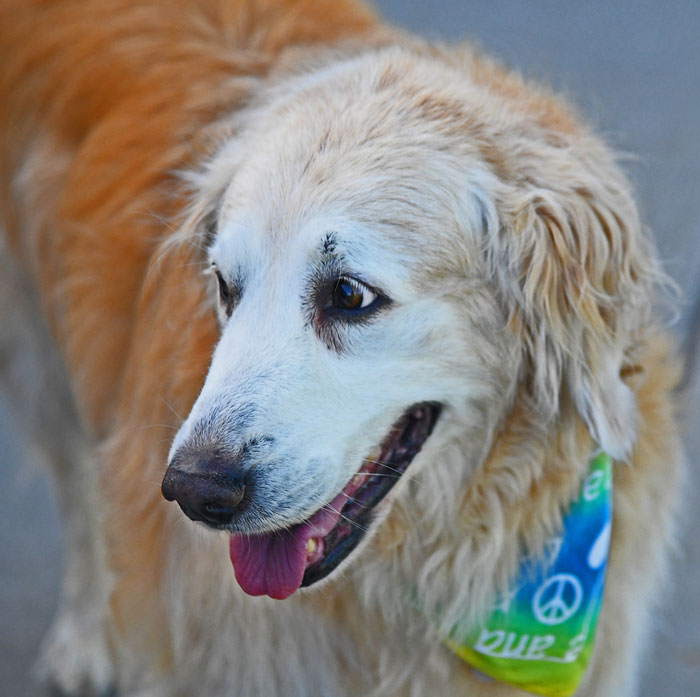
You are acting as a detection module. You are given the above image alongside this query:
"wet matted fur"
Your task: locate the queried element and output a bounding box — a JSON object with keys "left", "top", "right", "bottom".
{"left": 0, "top": 1, "right": 684, "bottom": 695}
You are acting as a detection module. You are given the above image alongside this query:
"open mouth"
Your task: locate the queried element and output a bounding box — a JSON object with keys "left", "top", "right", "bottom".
{"left": 229, "top": 402, "right": 441, "bottom": 599}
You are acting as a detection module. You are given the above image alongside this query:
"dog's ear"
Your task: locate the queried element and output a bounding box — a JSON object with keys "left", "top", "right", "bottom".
{"left": 488, "top": 157, "right": 660, "bottom": 458}
{"left": 165, "top": 137, "right": 244, "bottom": 256}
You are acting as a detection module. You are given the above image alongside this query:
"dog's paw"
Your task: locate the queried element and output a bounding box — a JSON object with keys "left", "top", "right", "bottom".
{"left": 37, "top": 611, "right": 115, "bottom": 697}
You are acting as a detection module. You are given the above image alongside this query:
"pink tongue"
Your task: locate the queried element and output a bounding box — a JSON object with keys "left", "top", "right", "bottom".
{"left": 229, "top": 493, "right": 345, "bottom": 599}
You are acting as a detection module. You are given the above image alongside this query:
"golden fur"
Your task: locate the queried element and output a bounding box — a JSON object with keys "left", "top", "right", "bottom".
{"left": 0, "top": 1, "right": 684, "bottom": 695}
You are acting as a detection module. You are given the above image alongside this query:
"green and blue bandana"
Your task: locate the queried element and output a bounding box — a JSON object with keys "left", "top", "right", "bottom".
{"left": 444, "top": 452, "right": 613, "bottom": 697}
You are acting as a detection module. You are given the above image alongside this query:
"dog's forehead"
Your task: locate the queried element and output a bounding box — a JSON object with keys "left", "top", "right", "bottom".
{"left": 211, "top": 212, "right": 412, "bottom": 296}
{"left": 208, "top": 49, "right": 508, "bottom": 294}
{"left": 213, "top": 58, "right": 496, "bottom": 287}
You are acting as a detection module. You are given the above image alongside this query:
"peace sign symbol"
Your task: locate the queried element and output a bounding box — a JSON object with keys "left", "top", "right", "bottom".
{"left": 532, "top": 573, "right": 583, "bottom": 625}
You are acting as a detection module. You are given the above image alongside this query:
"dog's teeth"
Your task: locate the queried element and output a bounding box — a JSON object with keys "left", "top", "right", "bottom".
{"left": 352, "top": 474, "right": 363, "bottom": 486}
{"left": 306, "top": 538, "right": 318, "bottom": 556}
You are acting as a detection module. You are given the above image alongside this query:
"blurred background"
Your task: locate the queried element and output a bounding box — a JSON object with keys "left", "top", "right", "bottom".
{"left": 1, "top": 1, "right": 698, "bottom": 695}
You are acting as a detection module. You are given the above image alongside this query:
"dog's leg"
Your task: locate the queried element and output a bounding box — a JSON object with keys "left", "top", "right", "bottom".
{"left": 36, "top": 442, "right": 116, "bottom": 697}
{"left": 0, "top": 246, "right": 116, "bottom": 696}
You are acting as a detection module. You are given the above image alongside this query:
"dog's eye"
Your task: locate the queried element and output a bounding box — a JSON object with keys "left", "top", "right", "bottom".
{"left": 332, "top": 277, "right": 377, "bottom": 311}
{"left": 215, "top": 269, "right": 231, "bottom": 305}
{"left": 211, "top": 265, "right": 239, "bottom": 318}
{"left": 313, "top": 274, "right": 390, "bottom": 348}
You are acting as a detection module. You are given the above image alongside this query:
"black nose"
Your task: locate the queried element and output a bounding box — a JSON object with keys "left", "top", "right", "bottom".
{"left": 161, "top": 464, "right": 247, "bottom": 528}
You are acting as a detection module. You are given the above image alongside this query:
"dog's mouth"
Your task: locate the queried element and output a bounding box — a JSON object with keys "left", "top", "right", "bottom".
{"left": 229, "top": 402, "right": 441, "bottom": 599}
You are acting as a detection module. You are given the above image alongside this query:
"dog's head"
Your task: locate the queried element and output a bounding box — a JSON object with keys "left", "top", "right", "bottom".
{"left": 162, "top": 47, "right": 658, "bottom": 600}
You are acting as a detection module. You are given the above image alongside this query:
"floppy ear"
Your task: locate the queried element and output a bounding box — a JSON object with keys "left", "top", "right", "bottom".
{"left": 488, "top": 160, "right": 660, "bottom": 458}
{"left": 162, "top": 136, "right": 246, "bottom": 257}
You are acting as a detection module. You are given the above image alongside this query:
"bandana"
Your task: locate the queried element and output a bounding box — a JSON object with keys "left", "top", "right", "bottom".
{"left": 443, "top": 452, "right": 613, "bottom": 697}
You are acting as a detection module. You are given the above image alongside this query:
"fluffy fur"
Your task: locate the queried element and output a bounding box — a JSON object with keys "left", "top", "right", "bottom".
{"left": 0, "top": 1, "right": 684, "bottom": 696}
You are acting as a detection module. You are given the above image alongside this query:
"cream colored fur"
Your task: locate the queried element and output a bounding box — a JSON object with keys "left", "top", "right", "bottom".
{"left": 0, "top": 5, "right": 684, "bottom": 697}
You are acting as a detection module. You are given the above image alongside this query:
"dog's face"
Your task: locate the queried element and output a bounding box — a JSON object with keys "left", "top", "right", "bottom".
{"left": 163, "top": 49, "right": 646, "bottom": 600}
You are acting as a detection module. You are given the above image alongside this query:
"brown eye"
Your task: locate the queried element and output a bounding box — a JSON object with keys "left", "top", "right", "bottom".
{"left": 332, "top": 278, "right": 376, "bottom": 311}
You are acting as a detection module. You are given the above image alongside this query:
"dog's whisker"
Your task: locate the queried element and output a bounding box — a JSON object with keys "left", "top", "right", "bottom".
{"left": 159, "top": 395, "right": 185, "bottom": 425}
{"left": 321, "top": 503, "right": 368, "bottom": 532}
{"left": 363, "top": 460, "right": 422, "bottom": 486}
{"left": 365, "top": 458, "right": 404, "bottom": 473}
{"left": 140, "top": 423, "right": 180, "bottom": 431}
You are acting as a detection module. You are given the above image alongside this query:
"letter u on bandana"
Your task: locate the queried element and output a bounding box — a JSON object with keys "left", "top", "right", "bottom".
{"left": 444, "top": 452, "right": 613, "bottom": 697}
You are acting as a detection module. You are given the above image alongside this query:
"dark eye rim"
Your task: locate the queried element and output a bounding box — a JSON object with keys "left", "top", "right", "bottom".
{"left": 210, "top": 263, "right": 240, "bottom": 318}
{"left": 323, "top": 274, "right": 390, "bottom": 321}
{"left": 214, "top": 268, "right": 231, "bottom": 304}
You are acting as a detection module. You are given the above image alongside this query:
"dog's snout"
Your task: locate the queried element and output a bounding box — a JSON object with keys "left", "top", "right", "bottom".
{"left": 162, "top": 462, "right": 248, "bottom": 529}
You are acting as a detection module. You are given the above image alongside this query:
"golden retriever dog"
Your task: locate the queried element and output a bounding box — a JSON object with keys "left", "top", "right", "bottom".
{"left": 0, "top": 1, "right": 684, "bottom": 696}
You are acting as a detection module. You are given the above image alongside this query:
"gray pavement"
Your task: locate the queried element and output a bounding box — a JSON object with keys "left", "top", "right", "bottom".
{"left": 1, "top": 1, "right": 698, "bottom": 695}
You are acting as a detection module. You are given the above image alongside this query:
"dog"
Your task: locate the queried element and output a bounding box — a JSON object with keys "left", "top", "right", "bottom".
{"left": 0, "top": 1, "right": 685, "bottom": 695}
